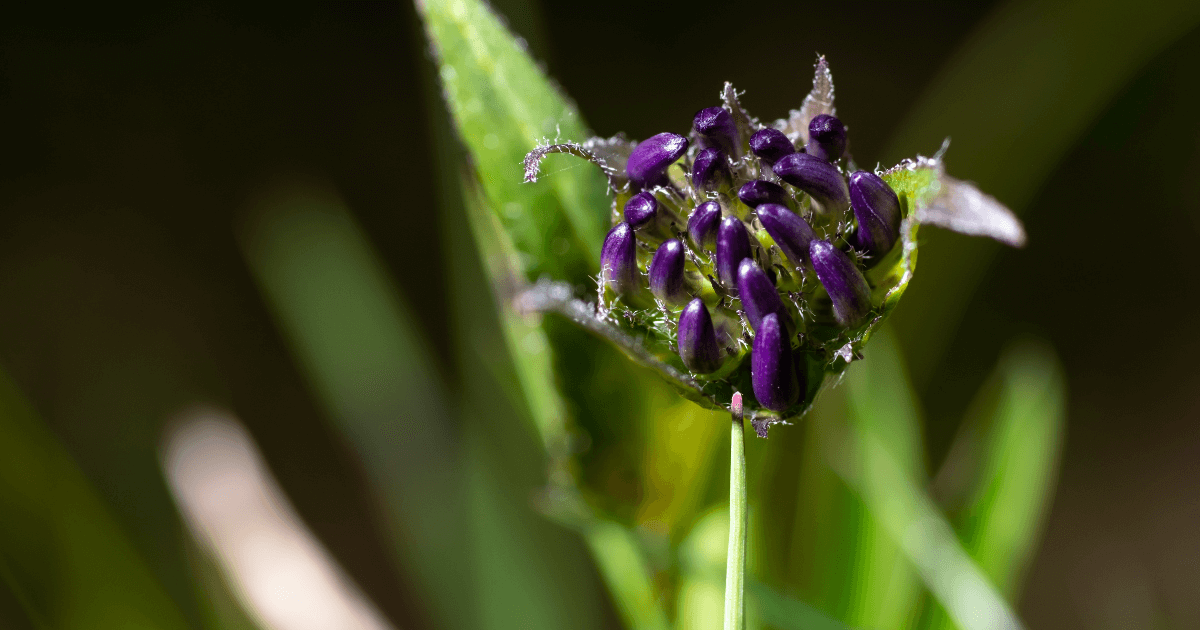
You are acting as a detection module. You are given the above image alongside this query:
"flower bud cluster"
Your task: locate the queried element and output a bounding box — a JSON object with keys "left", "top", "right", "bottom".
{"left": 598, "top": 100, "right": 902, "bottom": 415}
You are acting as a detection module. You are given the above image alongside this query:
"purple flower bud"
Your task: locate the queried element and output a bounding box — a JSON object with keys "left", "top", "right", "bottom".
{"left": 691, "top": 147, "right": 731, "bottom": 191}
{"left": 716, "top": 216, "right": 751, "bottom": 289}
{"left": 751, "top": 313, "right": 799, "bottom": 411}
{"left": 756, "top": 203, "right": 815, "bottom": 267}
{"left": 773, "top": 153, "right": 849, "bottom": 212}
{"left": 678, "top": 298, "right": 723, "bottom": 374}
{"left": 600, "top": 222, "right": 639, "bottom": 295}
{"left": 749, "top": 128, "right": 796, "bottom": 165}
{"left": 806, "top": 114, "right": 846, "bottom": 162}
{"left": 737, "top": 180, "right": 790, "bottom": 208}
{"left": 688, "top": 201, "right": 721, "bottom": 250}
{"left": 849, "top": 171, "right": 902, "bottom": 257}
{"left": 693, "top": 106, "right": 739, "bottom": 156}
{"left": 737, "top": 258, "right": 789, "bottom": 333}
{"left": 649, "top": 239, "right": 688, "bottom": 305}
{"left": 627, "top": 132, "right": 689, "bottom": 189}
{"left": 624, "top": 191, "right": 659, "bottom": 229}
{"left": 809, "top": 240, "right": 872, "bottom": 327}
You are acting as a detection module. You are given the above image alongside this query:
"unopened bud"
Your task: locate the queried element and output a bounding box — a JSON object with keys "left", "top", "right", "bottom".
{"left": 756, "top": 203, "right": 815, "bottom": 267}
{"left": 749, "top": 127, "right": 796, "bottom": 166}
{"left": 649, "top": 239, "right": 688, "bottom": 305}
{"left": 737, "top": 180, "right": 790, "bottom": 208}
{"left": 626, "top": 132, "right": 688, "bottom": 189}
{"left": 773, "top": 153, "right": 849, "bottom": 213}
{"left": 600, "top": 222, "right": 639, "bottom": 295}
{"left": 849, "top": 171, "right": 901, "bottom": 257}
{"left": 805, "top": 114, "right": 846, "bottom": 162}
{"left": 751, "top": 312, "right": 799, "bottom": 411}
{"left": 678, "top": 298, "right": 723, "bottom": 374}
{"left": 809, "top": 239, "right": 872, "bottom": 327}
{"left": 716, "top": 216, "right": 752, "bottom": 289}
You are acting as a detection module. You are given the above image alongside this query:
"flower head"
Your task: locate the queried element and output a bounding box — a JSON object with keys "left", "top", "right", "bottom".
{"left": 522, "top": 56, "right": 1025, "bottom": 433}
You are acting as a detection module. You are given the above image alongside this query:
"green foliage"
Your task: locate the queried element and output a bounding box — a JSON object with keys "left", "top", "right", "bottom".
{"left": 0, "top": 370, "right": 189, "bottom": 630}
{"left": 416, "top": 0, "right": 610, "bottom": 284}
{"left": 239, "top": 186, "right": 472, "bottom": 630}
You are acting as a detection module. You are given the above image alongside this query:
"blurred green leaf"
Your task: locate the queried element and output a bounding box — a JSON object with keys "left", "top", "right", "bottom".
{"left": 416, "top": 0, "right": 611, "bottom": 282}
{"left": 449, "top": 171, "right": 613, "bottom": 629}
{"left": 780, "top": 328, "right": 924, "bottom": 629}
{"left": 239, "top": 186, "right": 470, "bottom": 630}
{"left": 837, "top": 330, "right": 1025, "bottom": 630}
{"left": 958, "top": 339, "right": 1065, "bottom": 596}
{"left": 0, "top": 369, "right": 189, "bottom": 630}
{"left": 183, "top": 540, "right": 262, "bottom": 630}
{"left": 748, "top": 581, "right": 849, "bottom": 630}
{"left": 584, "top": 522, "right": 671, "bottom": 630}
{"left": 923, "top": 339, "right": 1066, "bottom": 630}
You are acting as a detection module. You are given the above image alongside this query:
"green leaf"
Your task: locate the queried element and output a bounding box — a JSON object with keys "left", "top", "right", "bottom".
{"left": 921, "top": 339, "right": 1066, "bottom": 630}
{"left": 0, "top": 369, "right": 189, "bottom": 630}
{"left": 933, "top": 340, "right": 1066, "bottom": 595}
{"left": 836, "top": 330, "right": 1026, "bottom": 630}
{"left": 238, "top": 185, "right": 470, "bottom": 630}
{"left": 419, "top": 20, "right": 671, "bottom": 627}
{"left": 747, "top": 582, "right": 851, "bottom": 630}
{"left": 958, "top": 339, "right": 1065, "bottom": 596}
{"left": 416, "top": 0, "right": 611, "bottom": 281}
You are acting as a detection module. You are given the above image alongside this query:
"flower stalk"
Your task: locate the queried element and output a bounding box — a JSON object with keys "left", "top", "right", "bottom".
{"left": 724, "top": 392, "right": 747, "bottom": 630}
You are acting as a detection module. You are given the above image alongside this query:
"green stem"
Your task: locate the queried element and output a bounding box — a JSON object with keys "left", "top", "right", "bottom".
{"left": 724, "top": 392, "right": 747, "bottom": 630}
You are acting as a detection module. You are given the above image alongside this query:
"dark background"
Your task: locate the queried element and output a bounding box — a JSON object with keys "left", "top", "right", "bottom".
{"left": 1, "top": 2, "right": 1197, "bottom": 628}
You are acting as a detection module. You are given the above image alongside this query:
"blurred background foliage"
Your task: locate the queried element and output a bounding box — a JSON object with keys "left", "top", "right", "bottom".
{"left": 0, "top": 1, "right": 1198, "bottom": 629}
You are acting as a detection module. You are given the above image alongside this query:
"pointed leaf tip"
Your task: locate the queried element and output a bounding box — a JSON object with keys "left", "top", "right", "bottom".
{"left": 779, "top": 55, "right": 836, "bottom": 144}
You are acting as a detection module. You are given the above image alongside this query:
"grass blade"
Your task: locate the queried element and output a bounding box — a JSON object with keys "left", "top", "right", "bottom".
{"left": 838, "top": 330, "right": 1025, "bottom": 630}
{"left": 0, "top": 369, "right": 189, "bottom": 630}
{"left": 239, "top": 185, "right": 469, "bottom": 630}
{"left": 957, "top": 340, "right": 1065, "bottom": 595}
